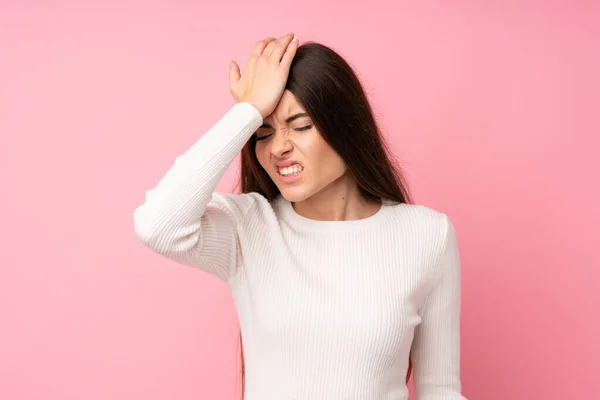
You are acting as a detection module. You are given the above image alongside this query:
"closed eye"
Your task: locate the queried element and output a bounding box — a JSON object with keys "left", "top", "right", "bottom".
{"left": 294, "top": 125, "right": 312, "bottom": 132}
{"left": 255, "top": 134, "right": 273, "bottom": 142}
{"left": 255, "top": 124, "right": 312, "bottom": 141}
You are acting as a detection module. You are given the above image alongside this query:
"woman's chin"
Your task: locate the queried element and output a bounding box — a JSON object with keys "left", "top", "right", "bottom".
{"left": 279, "top": 185, "right": 312, "bottom": 203}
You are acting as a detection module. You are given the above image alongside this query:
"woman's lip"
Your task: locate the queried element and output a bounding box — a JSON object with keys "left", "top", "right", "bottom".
{"left": 275, "top": 160, "right": 301, "bottom": 168}
{"left": 277, "top": 169, "right": 303, "bottom": 184}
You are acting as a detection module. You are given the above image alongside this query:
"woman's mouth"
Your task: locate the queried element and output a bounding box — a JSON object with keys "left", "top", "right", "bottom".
{"left": 276, "top": 163, "right": 304, "bottom": 183}
{"left": 277, "top": 164, "right": 304, "bottom": 176}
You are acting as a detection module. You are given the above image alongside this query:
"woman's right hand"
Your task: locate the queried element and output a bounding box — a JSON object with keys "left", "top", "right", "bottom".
{"left": 229, "top": 33, "right": 299, "bottom": 119}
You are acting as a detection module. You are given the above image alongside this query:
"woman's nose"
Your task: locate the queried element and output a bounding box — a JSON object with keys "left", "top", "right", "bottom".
{"left": 270, "top": 133, "right": 293, "bottom": 157}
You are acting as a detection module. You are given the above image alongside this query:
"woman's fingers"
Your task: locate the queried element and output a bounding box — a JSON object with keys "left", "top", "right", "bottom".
{"left": 250, "top": 33, "right": 296, "bottom": 63}
{"left": 229, "top": 60, "right": 241, "bottom": 86}
{"left": 269, "top": 33, "right": 295, "bottom": 63}
{"left": 251, "top": 37, "right": 276, "bottom": 57}
{"left": 262, "top": 40, "right": 277, "bottom": 58}
{"left": 280, "top": 35, "right": 299, "bottom": 67}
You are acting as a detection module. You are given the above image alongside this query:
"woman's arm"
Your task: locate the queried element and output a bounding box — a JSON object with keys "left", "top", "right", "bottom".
{"left": 133, "top": 34, "right": 299, "bottom": 282}
{"left": 133, "top": 102, "right": 263, "bottom": 282}
{"left": 411, "top": 218, "right": 467, "bottom": 399}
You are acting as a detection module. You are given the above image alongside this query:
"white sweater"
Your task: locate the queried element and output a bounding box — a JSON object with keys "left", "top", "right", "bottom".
{"left": 133, "top": 102, "right": 466, "bottom": 400}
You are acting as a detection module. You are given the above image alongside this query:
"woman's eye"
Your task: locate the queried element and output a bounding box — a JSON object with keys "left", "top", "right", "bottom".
{"left": 294, "top": 125, "right": 313, "bottom": 132}
{"left": 255, "top": 134, "right": 272, "bottom": 142}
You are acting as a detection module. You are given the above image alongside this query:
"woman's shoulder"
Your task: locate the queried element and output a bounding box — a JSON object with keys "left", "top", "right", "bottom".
{"left": 384, "top": 201, "right": 454, "bottom": 242}
{"left": 386, "top": 201, "right": 449, "bottom": 222}
{"left": 384, "top": 202, "right": 458, "bottom": 269}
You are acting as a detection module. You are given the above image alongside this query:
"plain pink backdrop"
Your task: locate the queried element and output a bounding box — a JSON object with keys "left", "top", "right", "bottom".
{"left": 1, "top": 1, "right": 599, "bottom": 399}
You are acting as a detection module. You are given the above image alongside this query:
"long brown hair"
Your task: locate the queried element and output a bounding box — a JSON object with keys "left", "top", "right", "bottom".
{"left": 238, "top": 42, "right": 413, "bottom": 397}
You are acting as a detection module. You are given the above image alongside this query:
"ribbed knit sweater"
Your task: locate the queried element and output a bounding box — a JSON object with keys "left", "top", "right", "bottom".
{"left": 133, "top": 102, "right": 466, "bottom": 400}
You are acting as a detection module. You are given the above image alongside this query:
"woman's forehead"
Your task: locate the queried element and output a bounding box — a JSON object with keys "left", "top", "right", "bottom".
{"left": 265, "top": 92, "right": 308, "bottom": 123}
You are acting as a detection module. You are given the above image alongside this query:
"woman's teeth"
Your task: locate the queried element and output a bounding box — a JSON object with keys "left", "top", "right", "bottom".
{"left": 278, "top": 164, "right": 303, "bottom": 176}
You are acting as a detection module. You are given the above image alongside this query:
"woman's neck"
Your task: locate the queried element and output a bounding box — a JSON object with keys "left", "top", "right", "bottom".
{"left": 292, "top": 175, "right": 381, "bottom": 222}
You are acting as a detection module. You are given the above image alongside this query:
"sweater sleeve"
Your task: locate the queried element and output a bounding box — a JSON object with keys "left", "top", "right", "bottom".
{"left": 133, "top": 102, "right": 263, "bottom": 282}
{"left": 411, "top": 218, "right": 467, "bottom": 399}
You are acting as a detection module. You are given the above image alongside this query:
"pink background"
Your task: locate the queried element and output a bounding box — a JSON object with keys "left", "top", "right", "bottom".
{"left": 1, "top": 1, "right": 599, "bottom": 399}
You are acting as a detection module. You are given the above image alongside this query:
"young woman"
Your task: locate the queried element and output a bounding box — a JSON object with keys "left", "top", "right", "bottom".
{"left": 134, "top": 32, "right": 466, "bottom": 400}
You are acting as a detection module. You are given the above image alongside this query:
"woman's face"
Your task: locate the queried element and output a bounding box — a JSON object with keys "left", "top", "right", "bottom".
{"left": 254, "top": 90, "right": 347, "bottom": 203}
